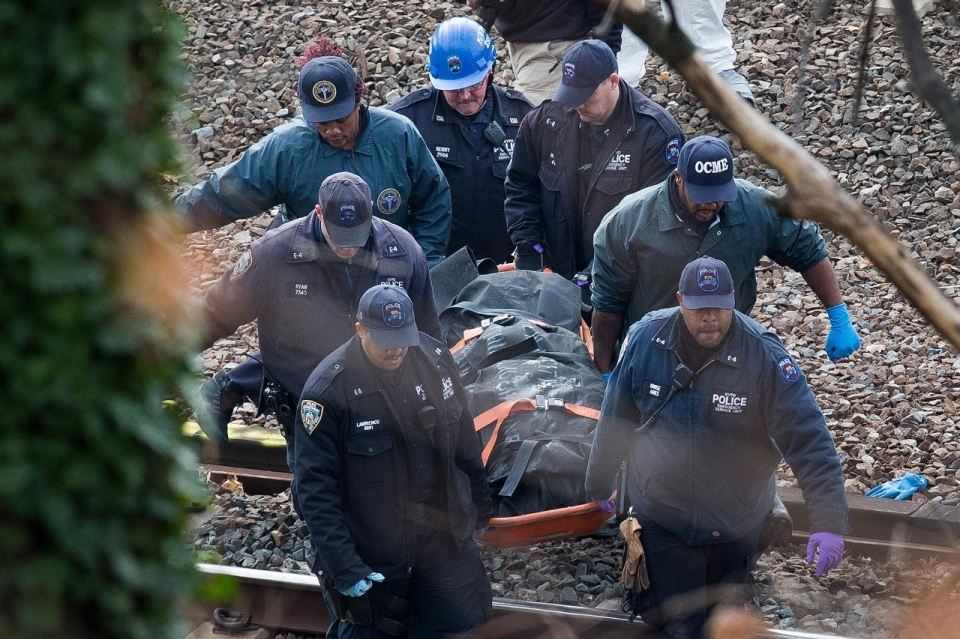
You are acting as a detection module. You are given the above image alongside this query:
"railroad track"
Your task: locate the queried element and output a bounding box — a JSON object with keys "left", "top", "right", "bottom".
{"left": 191, "top": 421, "right": 960, "bottom": 563}
{"left": 187, "top": 426, "right": 960, "bottom": 638}
{"left": 185, "top": 563, "right": 859, "bottom": 639}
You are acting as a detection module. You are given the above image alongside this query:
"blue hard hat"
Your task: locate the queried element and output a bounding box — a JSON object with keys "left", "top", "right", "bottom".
{"left": 428, "top": 17, "right": 496, "bottom": 91}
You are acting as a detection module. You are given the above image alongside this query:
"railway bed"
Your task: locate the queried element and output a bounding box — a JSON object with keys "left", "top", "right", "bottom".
{"left": 194, "top": 419, "right": 960, "bottom": 564}
{"left": 185, "top": 563, "right": 863, "bottom": 639}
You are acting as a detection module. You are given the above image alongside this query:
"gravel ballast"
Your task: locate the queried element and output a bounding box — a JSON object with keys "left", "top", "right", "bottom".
{"left": 172, "top": 0, "right": 960, "bottom": 635}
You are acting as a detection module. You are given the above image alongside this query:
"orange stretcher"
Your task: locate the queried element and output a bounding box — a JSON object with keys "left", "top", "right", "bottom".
{"left": 472, "top": 397, "right": 611, "bottom": 548}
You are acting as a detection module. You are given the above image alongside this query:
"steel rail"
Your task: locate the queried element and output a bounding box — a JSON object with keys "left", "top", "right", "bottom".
{"left": 188, "top": 564, "right": 864, "bottom": 639}
{"left": 201, "top": 464, "right": 960, "bottom": 562}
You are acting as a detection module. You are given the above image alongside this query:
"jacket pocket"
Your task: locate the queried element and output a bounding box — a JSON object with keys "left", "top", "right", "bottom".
{"left": 538, "top": 164, "right": 565, "bottom": 221}
{"left": 345, "top": 434, "right": 394, "bottom": 487}
{"left": 592, "top": 173, "right": 633, "bottom": 198}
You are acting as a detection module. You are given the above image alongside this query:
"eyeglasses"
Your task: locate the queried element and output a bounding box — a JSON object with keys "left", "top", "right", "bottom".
{"left": 443, "top": 76, "right": 488, "bottom": 96}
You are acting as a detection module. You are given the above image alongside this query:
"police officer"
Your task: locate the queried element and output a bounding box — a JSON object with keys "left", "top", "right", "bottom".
{"left": 590, "top": 136, "right": 861, "bottom": 374}
{"left": 390, "top": 17, "right": 532, "bottom": 264}
{"left": 585, "top": 257, "right": 850, "bottom": 639}
{"left": 176, "top": 50, "right": 452, "bottom": 266}
{"left": 295, "top": 284, "right": 493, "bottom": 638}
{"left": 504, "top": 39, "right": 684, "bottom": 298}
{"left": 197, "top": 173, "right": 440, "bottom": 466}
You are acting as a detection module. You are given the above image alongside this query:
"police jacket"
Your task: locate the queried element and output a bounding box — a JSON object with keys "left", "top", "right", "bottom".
{"left": 494, "top": 0, "right": 622, "bottom": 51}
{"left": 200, "top": 214, "right": 441, "bottom": 399}
{"left": 585, "top": 309, "right": 850, "bottom": 545}
{"left": 591, "top": 177, "right": 829, "bottom": 326}
{"left": 390, "top": 84, "right": 533, "bottom": 263}
{"left": 294, "top": 333, "right": 493, "bottom": 591}
{"left": 504, "top": 82, "right": 684, "bottom": 279}
{"left": 176, "top": 108, "right": 452, "bottom": 266}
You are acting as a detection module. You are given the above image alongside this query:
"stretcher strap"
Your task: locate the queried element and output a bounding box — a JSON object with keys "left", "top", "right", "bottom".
{"left": 449, "top": 326, "right": 485, "bottom": 354}
{"left": 448, "top": 316, "right": 555, "bottom": 355}
{"left": 498, "top": 432, "right": 595, "bottom": 497}
{"left": 473, "top": 398, "right": 600, "bottom": 466}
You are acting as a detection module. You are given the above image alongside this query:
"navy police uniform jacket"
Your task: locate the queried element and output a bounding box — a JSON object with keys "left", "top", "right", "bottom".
{"left": 504, "top": 81, "right": 684, "bottom": 279}
{"left": 585, "top": 309, "right": 851, "bottom": 545}
{"left": 201, "top": 214, "right": 441, "bottom": 399}
{"left": 390, "top": 84, "right": 533, "bottom": 263}
{"left": 294, "top": 333, "right": 494, "bottom": 591}
{"left": 176, "top": 108, "right": 452, "bottom": 266}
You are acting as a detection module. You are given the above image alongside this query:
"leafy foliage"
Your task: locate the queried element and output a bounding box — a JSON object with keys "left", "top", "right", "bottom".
{"left": 0, "top": 1, "right": 203, "bottom": 637}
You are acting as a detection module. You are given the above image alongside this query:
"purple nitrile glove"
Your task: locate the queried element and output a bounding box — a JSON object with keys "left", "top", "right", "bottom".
{"left": 593, "top": 498, "right": 616, "bottom": 514}
{"left": 806, "top": 532, "right": 844, "bottom": 577}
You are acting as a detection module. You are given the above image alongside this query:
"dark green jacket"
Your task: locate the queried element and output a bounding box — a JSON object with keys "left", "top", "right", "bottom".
{"left": 591, "top": 177, "right": 828, "bottom": 326}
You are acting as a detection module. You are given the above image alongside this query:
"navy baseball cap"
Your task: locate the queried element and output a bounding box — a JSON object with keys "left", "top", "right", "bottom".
{"left": 298, "top": 56, "right": 357, "bottom": 123}
{"left": 357, "top": 285, "right": 420, "bottom": 349}
{"left": 677, "top": 136, "right": 738, "bottom": 204}
{"left": 679, "top": 256, "right": 735, "bottom": 310}
{"left": 553, "top": 39, "right": 618, "bottom": 108}
{"left": 318, "top": 172, "right": 373, "bottom": 248}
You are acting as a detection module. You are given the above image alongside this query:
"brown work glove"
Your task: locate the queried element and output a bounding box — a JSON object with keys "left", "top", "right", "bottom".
{"left": 619, "top": 514, "right": 651, "bottom": 592}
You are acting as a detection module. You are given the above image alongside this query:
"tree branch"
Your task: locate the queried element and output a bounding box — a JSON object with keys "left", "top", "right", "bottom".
{"left": 891, "top": 0, "right": 960, "bottom": 151}
{"left": 594, "top": 0, "right": 960, "bottom": 351}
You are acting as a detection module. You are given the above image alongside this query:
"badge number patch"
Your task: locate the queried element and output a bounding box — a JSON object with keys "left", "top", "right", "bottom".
{"left": 300, "top": 400, "right": 324, "bottom": 435}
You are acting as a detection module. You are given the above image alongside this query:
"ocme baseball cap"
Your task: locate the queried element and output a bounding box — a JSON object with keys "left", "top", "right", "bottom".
{"left": 298, "top": 56, "right": 357, "bottom": 123}
{"left": 318, "top": 172, "right": 373, "bottom": 248}
{"left": 677, "top": 136, "right": 738, "bottom": 204}
{"left": 553, "top": 39, "right": 618, "bottom": 108}
{"left": 678, "top": 256, "right": 735, "bottom": 310}
{"left": 357, "top": 285, "right": 420, "bottom": 349}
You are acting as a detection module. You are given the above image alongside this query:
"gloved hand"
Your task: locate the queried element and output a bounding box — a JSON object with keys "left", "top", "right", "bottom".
{"left": 593, "top": 498, "right": 616, "bottom": 514}
{"left": 602, "top": 372, "right": 612, "bottom": 383}
{"left": 197, "top": 370, "right": 244, "bottom": 445}
{"left": 825, "top": 303, "right": 861, "bottom": 361}
{"left": 806, "top": 532, "right": 844, "bottom": 577}
{"left": 339, "top": 572, "right": 385, "bottom": 597}
{"left": 865, "top": 473, "right": 927, "bottom": 500}
{"left": 514, "top": 243, "right": 545, "bottom": 271}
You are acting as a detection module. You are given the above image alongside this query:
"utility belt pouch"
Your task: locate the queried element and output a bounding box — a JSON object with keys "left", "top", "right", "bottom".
{"left": 367, "top": 566, "right": 411, "bottom": 636}
{"left": 758, "top": 493, "right": 793, "bottom": 551}
{"left": 262, "top": 380, "right": 295, "bottom": 440}
{"left": 345, "top": 592, "right": 374, "bottom": 627}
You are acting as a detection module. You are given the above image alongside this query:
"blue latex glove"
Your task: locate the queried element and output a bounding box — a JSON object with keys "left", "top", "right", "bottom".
{"left": 806, "top": 532, "right": 844, "bottom": 577}
{"left": 865, "top": 473, "right": 927, "bottom": 500}
{"left": 602, "top": 372, "right": 612, "bottom": 383}
{"left": 593, "top": 498, "right": 616, "bottom": 514}
{"left": 825, "top": 303, "right": 861, "bottom": 361}
{"left": 339, "top": 572, "right": 385, "bottom": 597}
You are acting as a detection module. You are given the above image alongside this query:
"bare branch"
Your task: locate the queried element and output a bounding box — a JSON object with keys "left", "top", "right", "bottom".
{"left": 850, "top": 0, "right": 878, "bottom": 127}
{"left": 591, "top": 0, "right": 960, "bottom": 351}
{"left": 891, "top": 0, "right": 960, "bottom": 150}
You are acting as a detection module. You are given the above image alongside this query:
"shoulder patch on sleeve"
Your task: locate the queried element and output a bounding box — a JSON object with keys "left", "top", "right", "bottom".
{"left": 665, "top": 137, "right": 681, "bottom": 165}
{"left": 232, "top": 250, "right": 253, "bottom": 277}
{"left": 777, "top": 356, "right": 801, "bottom": 383}
{"left": 300, "top": 400, "right": 325, "bottom": 435}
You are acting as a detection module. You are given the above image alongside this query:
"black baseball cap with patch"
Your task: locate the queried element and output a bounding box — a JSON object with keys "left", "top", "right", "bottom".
{"left": 357, "top": 284, "right": 420, "bottom": 349}
{"left": 553, "top": 39, "right": 618, "bottom": 108}
{"left": 318, "top": 171, "right": 373, "bottom": 248}
{"left": 679, "top": 256, "right": 736, "bottom": 310}
{"left": 298, "top": 56, "right": 357, "bottom": 123}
